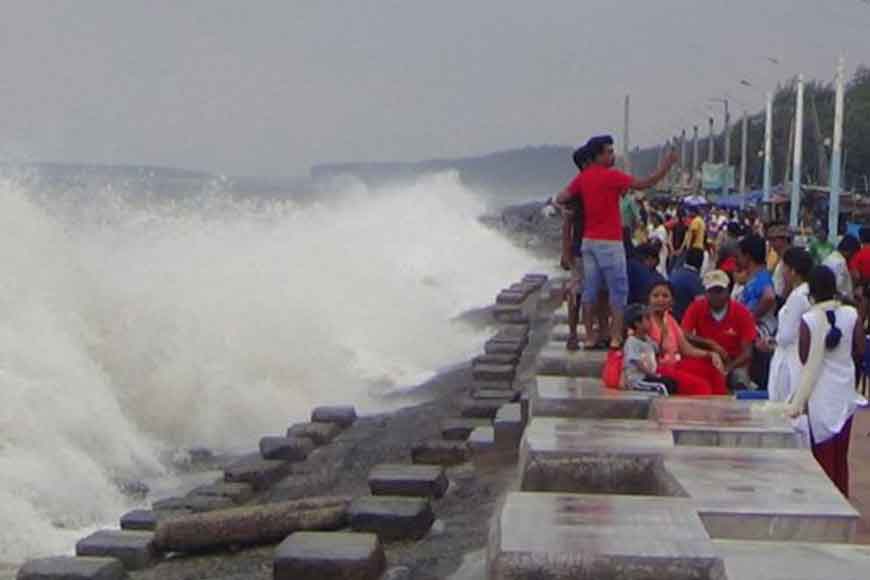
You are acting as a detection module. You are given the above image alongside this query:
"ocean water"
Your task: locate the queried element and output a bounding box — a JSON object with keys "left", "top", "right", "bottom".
{"left": 0, "top": 170, "right": 544, "bottom": 565}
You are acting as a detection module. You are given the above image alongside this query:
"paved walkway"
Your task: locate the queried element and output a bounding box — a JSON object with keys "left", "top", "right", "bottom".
{"left": 849, "top": 407, "right": 870, "bottom": 543}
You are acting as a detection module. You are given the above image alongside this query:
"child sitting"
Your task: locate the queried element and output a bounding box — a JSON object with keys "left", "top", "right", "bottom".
{"left": 623, "top": 303, "right": 677, "bottom": 395}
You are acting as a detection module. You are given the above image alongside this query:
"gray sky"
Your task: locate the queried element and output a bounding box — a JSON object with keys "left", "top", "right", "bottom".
{"left": 1, "top": 1, "right": 867, "bottom": 176}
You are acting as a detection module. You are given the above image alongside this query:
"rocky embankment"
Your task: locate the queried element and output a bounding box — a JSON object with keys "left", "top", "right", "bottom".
{"left": 16, "top": 274, "right": 561, "bottom": 580}
{"left": 480, "top": 200, "right": 563, "bottom": 256}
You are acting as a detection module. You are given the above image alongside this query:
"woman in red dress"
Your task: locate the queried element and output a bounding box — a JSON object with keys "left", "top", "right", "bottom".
{"left": 646, "top": 281, "right": 728, "bottom": 395}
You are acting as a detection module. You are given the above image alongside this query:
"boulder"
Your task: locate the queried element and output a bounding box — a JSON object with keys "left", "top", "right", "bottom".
{"left": 259, "top": 436, "right": 315, "bottom": 461}
{"left": 273, "top": 532, "right": 386, "bottom": 580}
{"left": 411, "top": 440, "right": 471, "bottom": 466}
{"left": 75, "top": 530, "right": 157, "bottom": 571}
{"left": 16, "top": 556, "right": 127, "bottom": 580}
{"left": 349, "top": 496, "right": 435, "bottom": 541}
{"left": 154, "top": 496, "right": 350, "bottom": 553}
{"left": 311, "top": 405, "right": 357, "bottom": 428}
{"left": 287, "top": 421, "right": 342, "bottom": 445}
{"left": 368, "top": 464, "right": 449, "bottom": 499}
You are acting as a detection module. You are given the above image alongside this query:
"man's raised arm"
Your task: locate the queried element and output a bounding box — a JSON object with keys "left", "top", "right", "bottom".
{"left": 630, "top": 150, "right": 679, "bottom": 191}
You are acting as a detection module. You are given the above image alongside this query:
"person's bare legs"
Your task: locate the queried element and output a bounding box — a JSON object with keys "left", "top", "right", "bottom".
{"left": 596, "top": 290, "right": 610, "bottom": 342}
{"left": 566, "top": 292, "right": 580, "bottom": 350}
{"left": 610, "top": 307, "right": 624, "bottom": 349}
{"left": 582, "top": 303, "right": 597, "bottom": 348}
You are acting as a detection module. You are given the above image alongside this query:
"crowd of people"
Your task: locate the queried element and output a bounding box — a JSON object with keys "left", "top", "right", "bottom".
{"left": 552, "top": 134, "right": 870, "bottom": 496}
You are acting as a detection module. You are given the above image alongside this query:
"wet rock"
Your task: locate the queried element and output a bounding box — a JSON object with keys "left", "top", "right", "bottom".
{"left": 120, "top": 509, "right": 157, "bottom": 531}
{"left": 273, "top": 532, "right": 386, "bottom": 580}
{"left": 75, "top": 530, "right": 157, "bottom": 571}
{"left": 349, "top": 496, "right": 435, "bottom": 541}
{"left": 368, "top": 464, "right": 449, "bottom": 499}
{"left": 259, "top": 436, "right": 315, "bottom": 461}
{"left": 224, "top": 456, "right": 293, "bottom": 490}
{"left": 287, "top": 421, "right": 342, "bottom": 445}
{"left": 154, "top": 496, "right": 350, "bottom": 553}
{"left": 440, "top": 418, "right": 491, "bottom": 441}
{"left": 311, "top": 405, "right": 357, "bottom": 428}
{"left": 411, "top": 440, "right": 471, "bottom": 466}
{"left": 16, "top": 556, "right": 127, "bottom": 580}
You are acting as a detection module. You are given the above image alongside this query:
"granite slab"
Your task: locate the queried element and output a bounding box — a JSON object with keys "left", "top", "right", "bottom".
{"left": 531, "top": 376, "right": 655, "bottom": 419}
{"left": 488, "top": 492, "right": 725, "bottom": 580}
{"left": 715, "top": 540, "right": 870, "bottom": 580}
{"left": 536, "top": 345, "right": 607, "bottom": 377}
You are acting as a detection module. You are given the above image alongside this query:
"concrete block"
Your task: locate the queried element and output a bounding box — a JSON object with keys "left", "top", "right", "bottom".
{"left": 224, "top": 456, "right": 292, "bottom": 490}
{"left": 75, "top": 530, "right": 157, "bottom": 571}
{"left": 471, "top": 379, "right": 514, "bottom": 391}
{"left": 274, "top": 532, "right": 386, "bottom": 580}
{"left": 441, "top": 418, "right": 491, "bottom": 440}
{"left": 651, "top": 398, "right": 800, "bottom": 449}
{"left": 120, "top": 510, "right": 157, "bottom": 531}
{"left": 492, "top": 306, "right": 529, "bottom": 324}
{"left": 368, "top": 464, "right": 448, "bottom": 499}
{"left": 472, "top": 353, "right": 519, "bottom": 367}
{"left": 311, "top": 405, "right": 357, "bottom": 428}
{"left": 411, "top": 440, "right": 471, "bottom": 466}
{"left": 287, "top": 421, "right": 342, "bottom": 445}
{"left": 471, "top": 387, "right": 520, "bottom": 401}
{"left": 349, "top": 496, "right": 435, "bottom": 541}
{"left": 531, "top": 376, "right": 654, "bottom": 420}
{"left": 489, "top": 492, "right": 724, "bottom": 580}
{"left": 460, "top": 397, "right": 511, "bottom": 419}
{"left": 496, "top": 291, "right": 526, "bottom": 305}
{"left": 16, "top": 556, "right": 127, "bottom": 580}
{"left": 259, "top": 436, "right": 315, "bottom": 461}
{"left": 484, "top": 340, "right": 524, "bottom": 356}
{"left": 494, "top": 324, "right": 530, "bottom": 340}
{"left": 152, "top": 495, "right": 235, "bottom": 514}
{"left": 494, "top": 404, "right": 524, "bottom": 452}
{"left": 716, "top": 540, "right": 870, "bottom": 580}
{"left": 187, "top": 481, "right": 254, "bottom": 504}
{"left": 472, "top": 364, "right": 516, "bottom": 383}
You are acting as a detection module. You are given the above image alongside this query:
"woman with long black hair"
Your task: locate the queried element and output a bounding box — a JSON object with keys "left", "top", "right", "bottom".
{"left": 787, "top": 266, "right": 867, "bottom": 496}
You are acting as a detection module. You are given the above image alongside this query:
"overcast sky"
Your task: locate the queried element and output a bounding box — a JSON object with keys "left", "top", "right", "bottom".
{"left": 0, "top": 1, "right": 867, "bottom": 176}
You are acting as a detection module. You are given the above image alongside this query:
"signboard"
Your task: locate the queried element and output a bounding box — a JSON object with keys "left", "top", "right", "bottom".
{"left": 701, "top": 163, "right": 735, "bottom": 192}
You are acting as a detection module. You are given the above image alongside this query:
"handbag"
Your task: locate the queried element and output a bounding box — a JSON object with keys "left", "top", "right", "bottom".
{"left": 602, "top": 348, "right": 625, "bottom": 390}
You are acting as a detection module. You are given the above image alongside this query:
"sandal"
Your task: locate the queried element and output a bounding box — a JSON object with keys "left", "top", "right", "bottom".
{"left": 566, "top": 336, "right": 580, "bottom": 352}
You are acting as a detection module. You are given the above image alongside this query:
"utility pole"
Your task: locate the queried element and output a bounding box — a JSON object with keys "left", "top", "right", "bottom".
{"left": 723, "top": 99, "right": 731, "bottom": 169}
{"left": 763, "top": 92, "right": 774, "bottom": 205}
{"left": 829, "top": 57, "right": 846, "bottom": 243}
{"left": 623, "top": 95, "right": 632, "bottom": 173}
{"left": 810, "top": 91, "right": 829, "bottom": 186}
{"left": 680, "top": 129, "right": 687, "bottom": 184}
{"left": 740, "top": 111, "right": 749, "bottom": 193}
{"left": 790, "top": 74, "right": 805, "bottom": 229}
{"left": 692, "top": 125, "right": 699, "bottom": 184}
{"left": 707, "top": 117, "right": 715, "bottom": 163}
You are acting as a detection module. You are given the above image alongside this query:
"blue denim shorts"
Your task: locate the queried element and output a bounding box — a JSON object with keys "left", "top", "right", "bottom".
{"left": 581, "top": 240, "right": 628, "bottom": 310}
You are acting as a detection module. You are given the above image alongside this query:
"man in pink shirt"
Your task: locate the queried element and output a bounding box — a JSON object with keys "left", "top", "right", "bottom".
{"left": 557, "top": 135, "right": 677, "bottom": 349}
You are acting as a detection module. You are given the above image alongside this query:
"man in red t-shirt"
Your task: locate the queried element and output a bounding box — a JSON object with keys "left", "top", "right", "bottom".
{"left": 682, "top": 269, "right": 758, "bottom": 390}
{"left": 557, "top": 134, "right": 677, "bottom": 349}
{"left": 849, "top": 227, "right": 870, "bottom": 283}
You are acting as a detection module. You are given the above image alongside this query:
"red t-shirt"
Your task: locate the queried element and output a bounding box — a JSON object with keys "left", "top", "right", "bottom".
{"left": 681, "top": 297, "right": 756, "bottom": 360}
{"left": 565, "top": 165, "right": 633, "bottom": 241}
{"left": 850, "top": 245, "right": 870, "bottom": 282}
